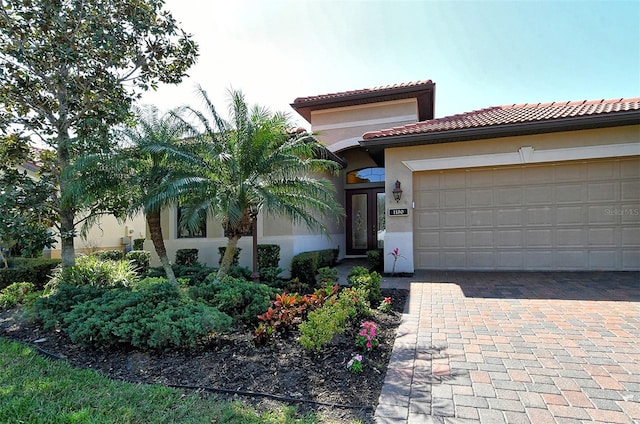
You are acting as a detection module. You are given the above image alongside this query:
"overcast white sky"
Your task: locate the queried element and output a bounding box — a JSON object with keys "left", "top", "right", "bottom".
{"left": 140, "top": 0, "right": 640, "bottom": 128}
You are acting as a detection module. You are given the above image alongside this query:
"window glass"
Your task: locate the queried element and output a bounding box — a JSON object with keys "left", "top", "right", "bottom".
{"left": 346, "top": 167, "right": 385, "bottom": 184}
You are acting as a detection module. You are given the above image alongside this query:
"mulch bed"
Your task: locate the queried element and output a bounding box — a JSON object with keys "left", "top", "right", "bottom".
{"left": 0, "top": 288, "right": 408, "bottom": 423}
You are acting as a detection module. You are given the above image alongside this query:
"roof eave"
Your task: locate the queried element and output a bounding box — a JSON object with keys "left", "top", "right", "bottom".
{"left": 359, "top": 111, "right": 640, "bottom": 153}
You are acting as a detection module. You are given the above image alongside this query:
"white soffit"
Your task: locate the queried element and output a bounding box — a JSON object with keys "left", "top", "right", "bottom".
{"left": 402, "top": 143, "right": 640, "bottom": 172}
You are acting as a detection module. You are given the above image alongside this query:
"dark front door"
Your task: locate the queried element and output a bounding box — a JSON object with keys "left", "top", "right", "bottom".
{"left": 346, "top": 188, "right": 385, "bottom": 255}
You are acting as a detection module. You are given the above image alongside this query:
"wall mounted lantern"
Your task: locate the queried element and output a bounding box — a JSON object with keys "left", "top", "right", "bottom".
{"left": 392, "top": 180, "right": 403, "bottom": 203}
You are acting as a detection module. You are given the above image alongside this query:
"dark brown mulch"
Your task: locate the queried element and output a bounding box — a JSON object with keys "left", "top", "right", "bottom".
{"left": 0, "top": 289, "right": 408, "bottom": 423}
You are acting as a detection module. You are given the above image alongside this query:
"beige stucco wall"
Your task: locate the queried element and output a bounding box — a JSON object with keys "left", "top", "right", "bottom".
{"left": 311, "top": 99, "right": 418, "bottom": 149}
{"left": 381, "top": 124, "right": 640, "bottom": 272}
{"left": 49, "top": 213, "right": 146, "bottom": 258}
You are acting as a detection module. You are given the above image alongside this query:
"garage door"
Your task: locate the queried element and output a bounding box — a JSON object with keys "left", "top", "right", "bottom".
{"left": 414, "top": 158, "right": 640, "bottom": 270}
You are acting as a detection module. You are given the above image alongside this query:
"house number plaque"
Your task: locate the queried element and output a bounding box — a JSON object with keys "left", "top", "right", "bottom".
{"left": 389, "top": 208, "right": 408, "bottom": 216}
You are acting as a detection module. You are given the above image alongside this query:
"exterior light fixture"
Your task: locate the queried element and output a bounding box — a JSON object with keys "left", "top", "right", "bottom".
{"left": 392, "top": 180, "right": 403, "bottom": 203}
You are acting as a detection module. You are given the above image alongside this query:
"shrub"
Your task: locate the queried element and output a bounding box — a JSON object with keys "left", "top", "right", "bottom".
{"left": 171, "top": 264, "right": 216, "bottom": 286}
{"left": 347, "top": 266, "right": 381, "bottom": 304}
{"left": 228, "top": 265, "right": 252, "bottom": 280}
{"left": 47, "top": 255, "right": 139, "bottom": 290}
{"left": 189, "top": 276, "right": 275, "bottom": 324}
{"left": 175, "top": 249, "right": 199, "bottom": 266}
{"left": 218, "top": 247, "right": 241, "bottom": 266}
{"left": 133, "top": 238, "right": 145, "bottom": 250}
{"left": 290, "top": 249, "right": 337, "bottom": 287}
{"left": 298, "top": 289, "right": 358, "bottom": 352}
{"left": 34, "top": 284, "right": 108, "bottom": 330}
{"left": 366, "top": 249, "right": 382, "bottom": 269}
{"left": 0, "top": 258, "right": 61, "bottom": 291}
{"left": 93, "top": 250, "right": 125, "bottom": 261}
{"left": 0, "top": 282, "right": 35, "bottom": 310}
{"left": 257, "top": 244, "right": 280, "bottom": 269}
{"left": 64, "top": 282, "right": 231, "bottom": 350}
{"left": 259, "top": 266, "right": 284, "bottom": 285}
{"left": 126, "top": 250, "right": 151, "bottom": 275}
{"left": 317, "top": 267, "right": 338, "bottom": 285}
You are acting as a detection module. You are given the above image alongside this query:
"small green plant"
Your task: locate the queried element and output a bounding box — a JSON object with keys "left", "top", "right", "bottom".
{"left": 133, "top": 238, "right": 145, "bottom": 250}
{"left": 47, "top": 255, "right": 139, "bottom": 290}
{"left": 366, "top": 249, "right": 382, "bottom": 269}
{"left": 347, "top": 266, "right": 381, "bottom": 304}
{"left": 317, "top": 266, "right": 338, "bottom": 285}
{"left": 126, "top": 250, "right": 151, "bottom": 274}
{"left": 356, "top": 321, "right": 379, "bottom": 351}
{"left": 298, "top": 289, "right": 358, "bottom": 352}
{"left": 0, "top": 282, "right": 34, "bottom": 309}
{"left": 175, "top": 249, "right": 199, "bottom": 266}
{"left": 93, "top": 250, "right": 125, "bottom": 261}
{"left": 378, "top": 296, "right": 392, "bottom": 313}
{"left": 347, "top": 354, "right": 363, "bottom": 373}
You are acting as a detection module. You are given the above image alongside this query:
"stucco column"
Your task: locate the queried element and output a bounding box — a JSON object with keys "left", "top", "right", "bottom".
{"left": 384, "top": 148, "right": 414, "bottom": 273}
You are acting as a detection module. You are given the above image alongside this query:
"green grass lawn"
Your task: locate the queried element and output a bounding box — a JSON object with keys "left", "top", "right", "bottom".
{"left": 0, "top": 338, "right": 315, "bottom": 424}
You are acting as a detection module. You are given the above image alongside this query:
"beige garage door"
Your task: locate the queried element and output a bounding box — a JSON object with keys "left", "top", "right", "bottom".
{"left": 414, "top": 158, "right": 640, "bottom": 270}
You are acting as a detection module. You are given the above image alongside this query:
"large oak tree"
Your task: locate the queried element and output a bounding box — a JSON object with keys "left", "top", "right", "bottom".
{"left": 0, "top": 0, "right": 198, "bottom": 266}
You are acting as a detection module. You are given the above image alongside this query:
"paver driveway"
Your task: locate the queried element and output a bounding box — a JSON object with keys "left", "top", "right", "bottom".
{"left": 375, "top": 272, "right": 640, "bottom": 424}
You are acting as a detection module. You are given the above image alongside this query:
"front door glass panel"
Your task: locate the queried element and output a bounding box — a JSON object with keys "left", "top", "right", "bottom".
{"left": 351, "top": 193, "right": 368, "bottom": 250}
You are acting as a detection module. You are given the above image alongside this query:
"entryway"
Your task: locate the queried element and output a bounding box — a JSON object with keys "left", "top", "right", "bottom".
{"left": 346, "top": 188, "right": 385, "bottom": 255}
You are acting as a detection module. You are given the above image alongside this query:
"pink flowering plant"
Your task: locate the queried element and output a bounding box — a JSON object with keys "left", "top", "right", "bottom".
{"left": 378, "top": 296, "right": 392, "bottom": 313}
{"left": 389, "top": 247, "right": 405, "bottom": 275}
{"left": 347, "top": 354, "right": 363, "bottom": 373}
{"left": 356, "top": 321, "right": 380, "bottom": 351}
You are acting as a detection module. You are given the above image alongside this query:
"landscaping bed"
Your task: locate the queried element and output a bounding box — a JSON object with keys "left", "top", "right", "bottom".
{"left": 0, "top": 288, "right": 407, "bottom": 423}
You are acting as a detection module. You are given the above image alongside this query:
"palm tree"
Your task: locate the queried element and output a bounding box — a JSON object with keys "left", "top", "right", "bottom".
{"left": 117, "top": 105, "right": 200, "bottom": 286}
{"left": 178, "top": 87, "right": 344, "bottom": 279}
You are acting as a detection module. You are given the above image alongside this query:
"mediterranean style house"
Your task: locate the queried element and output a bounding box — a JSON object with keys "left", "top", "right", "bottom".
{"left": 157, "top": 80, "right": 640, "bottom": 273}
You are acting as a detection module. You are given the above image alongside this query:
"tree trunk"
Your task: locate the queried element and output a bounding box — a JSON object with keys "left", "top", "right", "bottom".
{"left": 146, "top": 208, "right": 178, "bottom": 286}
{"left": 59, "top": 209, "right": 76, "bottom": 267}
{"left": 217, "top": 236, "right": 240, "bottom": 280}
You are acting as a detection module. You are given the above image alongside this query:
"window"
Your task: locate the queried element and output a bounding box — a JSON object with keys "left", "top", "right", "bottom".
{"left": 346, "top": 167, "right": 385, "bottom": 184}
{"left": 177, "top": 207, "right": 206, "bottom": 238}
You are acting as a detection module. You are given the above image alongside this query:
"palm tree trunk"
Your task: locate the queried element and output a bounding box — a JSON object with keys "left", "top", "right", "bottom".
{"left": 217, "top": 236, "right": 240, "bottom": 280}
{"left": 146, "top": 209, "right": 178, "bottom": 286}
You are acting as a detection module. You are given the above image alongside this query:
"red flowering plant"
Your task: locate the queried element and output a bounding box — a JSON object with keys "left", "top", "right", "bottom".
{"left": 389, "top": 247, "right": 405, "bottom": 276}
{"left": 356, "top": 321, "right": 379, "bottom": 351}
{"left": 378, "top": 296, "right": 392, "bottom": 313}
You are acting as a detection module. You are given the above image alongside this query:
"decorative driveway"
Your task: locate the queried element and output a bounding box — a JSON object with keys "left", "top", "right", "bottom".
{"left": 375, "top": 271, "right": 640, "bottom": 424}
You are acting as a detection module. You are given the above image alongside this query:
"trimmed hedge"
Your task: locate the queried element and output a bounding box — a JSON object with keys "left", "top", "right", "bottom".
{"left": 257, "top": 244, "right": 280, "bottom": 269}
{"left": 175, "top": 249, "right": 199, "bottom": 266}
{"left": 125, "top": 250, "right": 151, "bottom": 275}
{"left": 92, "top": 250, "right": 125, "bottom": 261}
{"left": 0, "top": 258, "right": 61, "bottom": 291}
{"left": 290, "top": 248, "right": 338, "bottom": 286}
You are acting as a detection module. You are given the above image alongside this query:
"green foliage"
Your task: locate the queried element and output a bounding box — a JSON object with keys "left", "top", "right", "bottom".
{"left": 0, "top": 282, "right": 34, "bottom": 310}
{"left": 133, "top": 238, "right": 145, "bottom": 250}
{"left": 290, "top": 249, "right": 338, "bottom": 286}
{"left": 92, "top": 250, "right": 125, "bottom": 261}
{"left": 47, "top": 255, "right": 139, "bottom": 290}
{"left": 63, "top": 282, "right": 231, "bottom": 350}
{"left": 0, "top": 258, "right": 60, "bottom": 290}
{"left": 218, "top": 247, "right": 241, "bottom": 267}
{"left": 347, "top": 266, "right": 382, "bottom": 304}
{"left": 0, "top": 0, "right": 198, "bottom": 266}
{"left": 259, "top": 266, "right": 284, "bottom": 285}
{"left": 175, "top": 249, "right": 199, "bottom": 266}
{"left": 126, "top": 250, "right": 151, "bottom": 274}
{"left": 366, "top": 249, "right": 382, "bottom": 269}
{"left": 228, "top": 265, "right": 252, "bottom": 280}
{"left": 189, "top": 276, "right": 275, "bottom": 324}
{"left": 255, "top": 284, "right": 339, "bottom": 346}
{"left": 298, "top": 289, "right": 358, "bottom": 352}
{"left": 317, "top": 267, "right": 338, "bottom": 285}
{"left": 257, "top": 244, "right": 280, "bottom": 269}
{"left": 34, "top": 284, "right": 108, "bottom": 330}
{"left": 170, "top": 264, "right": 217, "bottom": 286}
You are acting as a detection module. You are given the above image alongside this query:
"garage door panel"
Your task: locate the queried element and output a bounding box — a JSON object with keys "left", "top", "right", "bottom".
{"left": 414, "top": 158, "right": 640, "bottom": 270}
{"left": 556, "top": 184, "right": 586, "bottom": 203}
{"left": 588, "top": 183, "right": 618, "bottom": 202}
{"left": 557, "top": 229, "right": 584, "bottom": 247}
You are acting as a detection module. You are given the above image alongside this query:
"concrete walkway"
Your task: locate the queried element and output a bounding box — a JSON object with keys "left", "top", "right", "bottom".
{"left": 373, "top": 271, "right": 640, "bottom": 424}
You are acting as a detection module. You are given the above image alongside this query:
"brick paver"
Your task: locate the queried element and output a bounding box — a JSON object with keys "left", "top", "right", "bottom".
{"left": 374, "top": 271, "right": 640, "bottom": 424}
